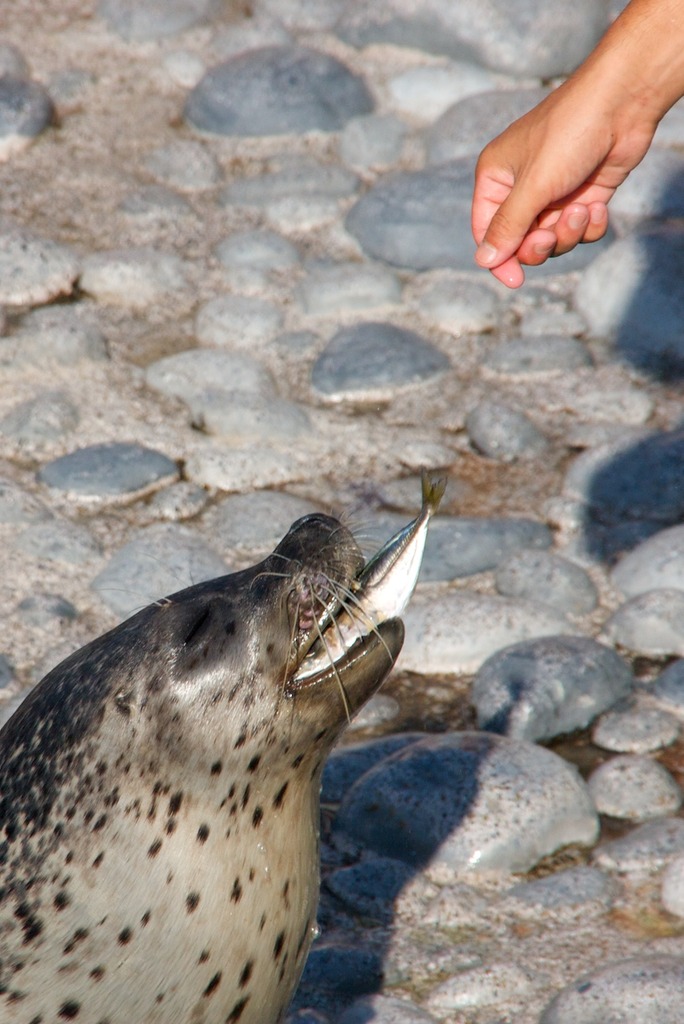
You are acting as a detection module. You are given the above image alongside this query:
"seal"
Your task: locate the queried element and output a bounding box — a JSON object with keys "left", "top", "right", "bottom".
{"left": 0, "top": 475, "right": 444, "bottom": 1024}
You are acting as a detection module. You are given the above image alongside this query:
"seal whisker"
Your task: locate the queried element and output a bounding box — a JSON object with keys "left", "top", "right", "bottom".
{"left": 312, "top": 613, "right": 351, "bottom": 724}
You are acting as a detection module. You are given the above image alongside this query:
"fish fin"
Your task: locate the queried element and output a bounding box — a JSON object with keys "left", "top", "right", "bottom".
{"left": 420, "top": 468, "right": 447, "bottom": 515}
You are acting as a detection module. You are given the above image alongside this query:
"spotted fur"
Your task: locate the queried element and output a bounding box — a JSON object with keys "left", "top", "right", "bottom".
{"left": 0, "top": 513, "right": 403, "bottom": 1023}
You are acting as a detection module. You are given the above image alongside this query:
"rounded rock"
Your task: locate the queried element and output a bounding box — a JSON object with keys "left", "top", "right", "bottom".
{"left": 661, "top": 854, "right": 684, "bottom": 917}
{"left": 339, "top": 114, "right": 406, "bottom": 173}
{"left": 0, "top": 75, "right": 54, "bottom": 160}
{"left": 297, "top": 262, "right": 401, "bottom": 316}
{"left": 145, "top": 349, "right": 275, "bottom": 404}
{"left": 80, "top": 248, "right": 187, "bottom": 309}
{"left": 38, "top": 442, "right": 179, "bottom": 504}
{"left": 185, "top": 46, "right": 373, "bottom": 136}
{"left": 593, "top": 817, "right": 684, "bottom": 874}
{"left": 311, "top": 321, "right": 449, "bottom": 400}
{"left": 338, "top": 995, "right": 437, "bottom": 1024}
{"left": 97, "top": 0, "right": 219, "bottom": 40}
{"left": 602, "top": 589, "right": 684, "bottom": 657}
{"left": 324, "top": 857, "right": 413, "bottom": 925}
{"left": 10, "top": 306, "right": 108, "bottom": 364}
{"left": 16, "top": 593, "right": 78, "bottom": 628}
{"left": 593, "top": 705, "right": 680, "bottom": 754}
{"left": 91, "top": 522, "right": 228, "bottom": 618}
{"left": 482, "top": 335, "right": 592, "bottom": 376}
{"left": 465, "top": 399, "right": 548, "bottom": 461}
{"left": 588, "top": 755, "right": 682, "bottom": 821}
{"left": 144, "top": 139, "right": 221, "bottom": 191}
{"left": 191, "top": 390, "right": 310, "bottom": 445}
{"left": 195, "top": 294, "right": 283, "bottom": 350}
{"left": 0, "top": 390, "right": 80, "bottom": 445}
{"left": 654, "top": 660, "right": 684, "bottom": 713}
{"left": 0, "top": 224, "right": 79, "bottom": 307}
{"left": 420, "top": 515, "right": 552, "bottom": 581}
{"left": 14, "top": 520, "right": 102, "bottom": 565}
{"left": 472, "top": 635, "right": 633, "bottom": 742}
{"left": 612, "top": 524, "right": 684, "bottom": 598}
{"left": 494, "top": 549, "right": 598, "bottom": 616}
{"left": 334, "top": 731, "right": 598, "bottom": 873}
{"left": 426, "top": 88, "right": 549, "bottom": 164}
{"left": 540, "top": 956, "right": 684, "bottom": 1024}
{"left": 201, "top": 489, "right": 318, "bottom": 558}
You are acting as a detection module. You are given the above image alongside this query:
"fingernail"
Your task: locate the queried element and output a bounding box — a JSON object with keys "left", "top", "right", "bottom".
{"left": 568, "top": 211, "right": 588, "bottom": 230}
{"left": 533, "top": 241, "right": 554, "bottom": 256}
{"left": 589, "top": 205, "right": 605, "bottom": 224}
{"left": 475, "top": 242, "right": 499, "bottom": 267}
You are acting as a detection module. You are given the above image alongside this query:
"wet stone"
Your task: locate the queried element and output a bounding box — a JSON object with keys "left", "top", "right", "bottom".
{"left": 201, "top": 489, "right": 317, "bottom": 558}
{"left": 16, "top": 593, "right": 78, "bottom": 628}
{"left": 38, "top": 442, "right": 179, "bottom": 503}
{"left": 0, "top": 389, "right": 80, "bottom": 445}
{"left": 602, "top": 589, "right": 684, "bottom": 657}
{"left": 185, "top": 46, "right": 374, "bottom": 137}
{"left": 14, "top": 520, "right": 102, "bottom": 565}
{"left": 472, "top": 635, "right": 633, "bottom": 742}
{"left": 80, "top": 248, "right": 187, "bottom": 309}
{"left": 0, "top": 75, "right": 54, "bottom": 161}
{"left": 482, "top": 335, "right": 592, "bottom": 376}
{"left": 324, "top": 856, "right": 413, "bottom": 925}
{"left": 400, "top": 591, "right": 568, "bottom": 675}
{"left": 143, "top": 139, "right": 221, "bottom": 191}
{"left": 145, "top": 349, "right": 275, "bottom": 404}
{"left": 0, "top": 224, "right": 79, "bottom": 307}
{"left": 661, "top": 854, "right": 684, "bottom": 917}
{"left": 338, "top": 995, "right": 438, "bottom": 1024}
{"left": 465, "top": 399, "right": 548, "bottom": 461}
{"left": 540, "top": 956, "right": 684, "bottom": 1024}
{"left": 311, "top": 321, "right": 449, "bottom": 400}
{"left": 338, "top": 114, "right": 407, "bottom": 174}
{"left": 194, "top": 294, "right": 283, "bottom": 350}
{"left": 494, "top": 549, "right": 598, "bottom": 616}
{"left": 297, "top": 261, "right": 401, "bottom": 316}
{"left": 593, "top": 704, "right": 680, "bottom": 754}
{"left": 321, "top": 734, "right": 424, "bottom": 805}
{"left": 97, "top": 0, "right": 219, "bottom": 41}
{"left": 593, "top": 817, "right": 684, "bottom": 874}
{"left": 335, "top": 1, "right": 607, "bottom": 77}
{"left": 334, "top": 731, "right": 598, "bottom": 874}
{"left": 91, "top": 522, "right": 228, "bottom": 618}
{"left": 588, "top": 755, "right": 682, "bottom": 821}
{"left": 612, "top": 524, "right": 684, "bottom": 598}
{"left": 426, "top": 88, "right": 549, "bottom": 164}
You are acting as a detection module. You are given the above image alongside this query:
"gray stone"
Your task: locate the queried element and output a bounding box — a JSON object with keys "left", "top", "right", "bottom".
{"left": 334, "top": 731, "right": 598, "bottom": 873}
{"left": 661, "top": 855, "right": 684, "bottom": 917}
{"left": 16, "top": 593, "right": 78, "bottom": 628}
{"left": 347, "top": 693, "right": 400, "bottom": 733}
{"left": 426, "top": 88, "right": 549, "bottom": 164}
{"left": 215, "top": 230, "right": 299, "bottom": 272}
{"left": 654, "top": 660, "right": 684, "bottom": 713}
{"left": 14, "top": 520, "right": 102, "bottom": 565}
{"left": 9, "top": 306, "right": 108, "bottom": 364}
{"left": 0, "top": 44, "right": 29, "bottom": 78}
{"left": 494, "top": 549, "right": 598, "bottom": 615}
{"left": 505, "top": 866, "right": 614, "bottom": 912}
{"left": 465, "top": 400, "right": 548, "bottom": 461}
{"left": 92, "top": 523, "right": 228, "bottom": 618}
{"left": 97, "top": 0, "right": 219, "bottom": 40}
{"left": 0, "top": 478, "right": 50, "bottom": 525}
{"left": 593, "top": 817, "right": 684, "bottom": 873}
{"left": 609, "top": 147, "right": 684, "bottom": 224}
{"left": 0, "top": 654, "right": 16, "bottom": 690}
{"left": 612, "top": 524, "right": 684, "bottom": 597}
{"left": 145, "top": 349, "right": 275, "bottom": 404}
{"left": 388, "top": 63, "right": 499, "bottom": 122}
{"left": 321, "top": 734, "right": 424, "bottom": 805}
{"left": 472, "top": 635, "right": 633, "bottom": 742}
{"left": 575, "top": 225, "right": 684, "bottom": 377}
{"left": 202, "top": 489, "right": 318, "bottom": 557}
{"left": 338, "top": 995, "right": 437, "bottom": 1024}
{"left": 144, "top": 139, "right": 221, "bottom": 191}
{"left": 295, "top": 943, "right": 382, "bottom": 1006}
{"left": 119, "top": 186, "right": 192, "bottom": 220}
{"left": 426, "top": 962, "right": 535, "bottom": 1013}
{"left": 0, "top": 224, "right": 78, "bottom": 307}
{"left": 400, "top": 591, "right": 569, "bottom": 675}
{"left": 413, "top": 273, "right": 500, "bottom": 335}
{"left": 191, "top": 390, "right": 311, "bottom": 445}
{"left": 221, "top": 156, "right": 358, "bottom": 208}
{"left": 540, "top": 957, "right": 684, "bottom": 1024}
{"left": 418, "top": 515, "right": 552, "bottom": 580}
{"left": 588, "top": 755, "right": 682, "bottom": 821}
{"left": 297, "top": 262, "right": 400, "bottom": 316}
{"left": 603, "top": 589, "right": 684, "bottom": 657}
{"left": 324, "top": 857, "right": 413, "bottom": 924}
{"left": 593, "top": 705, "right": 680, "bottom": 754}
{"left": 311, "top": 321, "right": 449, "bottom": 400}
{"left": 482, "top": 335, "right": 592, "bottom": 376}
{"left": 336, "top": 1, "right": 607, "bottom": 77}
{"left": 80, "top": 248, "right": 187, "bottom": 309}
{"left": 0, "top": 75, "right": 54, "bottom": 161}
{"left": 147, "top": 481, "right": 209, "bottom": 521}
{"left": 38, "top": 442, "right": 178, "bottom": 503}
{"left": 339, "top": 114, "right": 407, "bottom": 173}
{"left": 0, "top": 389, "right": 80, "bottom": 445}
{"left": 185, "top": 46, "right": 373, "bottom": 136}
{"left": 194, "top": 294, "right": 283, "bottom": 350}
{"left": 184, "top": 444, "right": 304, "bottom": 492}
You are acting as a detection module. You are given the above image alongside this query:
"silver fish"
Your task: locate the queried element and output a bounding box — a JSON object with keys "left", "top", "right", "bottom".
{"left": 294, "top": 470, "right": 445, "bottom": 682}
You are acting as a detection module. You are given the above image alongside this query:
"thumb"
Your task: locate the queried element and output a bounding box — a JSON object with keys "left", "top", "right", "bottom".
{"left": 474, "top": 189, "right": 545, "bottom": 268}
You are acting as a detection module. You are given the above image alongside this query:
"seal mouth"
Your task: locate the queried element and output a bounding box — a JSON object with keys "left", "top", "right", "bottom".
{"left": 287, "top": 472, "right": 445, "bottom": 695}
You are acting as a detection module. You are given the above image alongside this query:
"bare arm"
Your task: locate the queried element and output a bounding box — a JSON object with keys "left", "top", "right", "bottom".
{"left": 471, "top": 0, "right": 684, "bottom": 287}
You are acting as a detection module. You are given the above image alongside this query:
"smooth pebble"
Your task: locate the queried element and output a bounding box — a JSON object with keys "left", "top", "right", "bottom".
{"left": 588, "top": 755, "right": 682, "bottom": 821}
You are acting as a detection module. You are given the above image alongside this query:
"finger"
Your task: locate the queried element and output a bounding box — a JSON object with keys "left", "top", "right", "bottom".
{"left": 583, "top": 201, "right": 609, "bottom": 243}
{"left": 515, "top": 227, "right": 559, "bottom": 266}
{"left": 489, "top": 255, "right": 526, "bottom": 289}
{"left": 549, "top": 204, "right": 590, "bottom": 256}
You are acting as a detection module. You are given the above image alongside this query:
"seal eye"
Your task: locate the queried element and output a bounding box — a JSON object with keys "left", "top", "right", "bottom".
{"left": 183, "top": 605, "right": 213, "bottom": 647}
